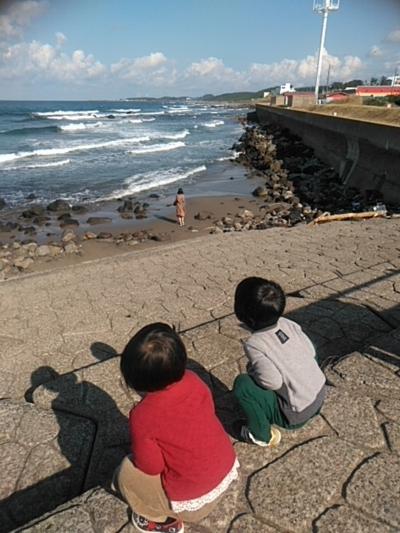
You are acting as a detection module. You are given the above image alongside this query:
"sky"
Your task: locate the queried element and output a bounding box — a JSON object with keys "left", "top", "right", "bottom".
{"left": 0, "top": 0, "right": 399, "bottom": 100}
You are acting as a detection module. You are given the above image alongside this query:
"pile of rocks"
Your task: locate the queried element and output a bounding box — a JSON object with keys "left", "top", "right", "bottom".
{"left": 116, "top": 198, "right": 149, "bottom": 219}
{"left": 210, "top": 123, "right": 373, "bottom": 233}
{"left": 0, "top": 229, "right": 81, "bottom": 279}
{"left": 0, "top": 226, "right": 170, "bottom": 279}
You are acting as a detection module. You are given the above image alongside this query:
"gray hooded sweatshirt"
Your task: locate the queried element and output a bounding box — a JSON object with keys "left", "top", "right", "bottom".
{"left": 244, "top": 317, "right": 326, "bottom": 424}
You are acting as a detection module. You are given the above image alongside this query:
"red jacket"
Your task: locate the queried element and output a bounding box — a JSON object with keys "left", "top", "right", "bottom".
{"left": 129, "top": 370, "right": 236, "bottom": 501}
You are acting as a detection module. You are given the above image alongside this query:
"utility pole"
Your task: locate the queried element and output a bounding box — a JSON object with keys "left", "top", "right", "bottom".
{"left": 313, "top": 0, "right": 340, "bottom": 104}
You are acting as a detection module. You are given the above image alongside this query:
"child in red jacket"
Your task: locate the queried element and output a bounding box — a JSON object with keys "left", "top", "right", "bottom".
{"left": 115, "top": 323, "right": 239, "bottom": 533}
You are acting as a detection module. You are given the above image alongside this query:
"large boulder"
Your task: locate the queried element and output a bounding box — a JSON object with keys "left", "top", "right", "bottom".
{"left": 46, "top": 200, "right": 71, "bottom": 212}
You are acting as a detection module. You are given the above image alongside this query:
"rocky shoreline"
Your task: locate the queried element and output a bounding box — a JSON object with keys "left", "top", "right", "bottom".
{"left": 208, "top": 121, "right": 392, "bottom": 234}
{"left": 0, "top": 119, "right": 395, "bottom": 278}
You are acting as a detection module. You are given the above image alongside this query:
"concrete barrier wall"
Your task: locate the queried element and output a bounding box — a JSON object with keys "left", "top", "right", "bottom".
{"left": 255, "top": 105, "right": 400, "bottom": 203}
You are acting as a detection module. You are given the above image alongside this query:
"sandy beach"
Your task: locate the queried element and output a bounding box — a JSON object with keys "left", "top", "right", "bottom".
{"left": 0, "top": 152, "right": 275, "bottom": 276}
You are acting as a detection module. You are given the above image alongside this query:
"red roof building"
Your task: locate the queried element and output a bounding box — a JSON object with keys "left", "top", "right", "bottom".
{"left": 356, "top": 86, "right": 400, "bottom": 97}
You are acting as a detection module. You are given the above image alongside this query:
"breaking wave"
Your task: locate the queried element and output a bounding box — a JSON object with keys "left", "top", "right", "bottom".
{"left": 128, "top": 141, "right": 185, "bottom": 155}
{"left": 106, "top": 165, "right": 207, "bottom": 199}
{"left": 202, "top": 120, "right": 225, "bottom": 128}
{"left": 4, "top": 159, "right": 71, "bottom": 171}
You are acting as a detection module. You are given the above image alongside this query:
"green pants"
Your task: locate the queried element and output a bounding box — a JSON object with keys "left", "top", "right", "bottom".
{"left": 233, "top": 374, "right": 304, "bottom": 443}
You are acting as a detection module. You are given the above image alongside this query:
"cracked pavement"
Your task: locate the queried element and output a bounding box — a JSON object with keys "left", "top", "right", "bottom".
{"left": 1, "top": 218, "right": 400, "bottom": 531}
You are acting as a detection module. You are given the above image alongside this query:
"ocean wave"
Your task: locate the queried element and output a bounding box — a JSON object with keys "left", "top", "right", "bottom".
{"left": 33, "top": 109, "right": 99, "bottom": 117}
{"left": 59, "top": 122, "right": 104, "bottom": 132}
{"left": 166, "top": 107, "right": 190, "bottom": 114}
{"left": 3, "top": 159, "right": 71, "bottom": 171}
{"left": 128, "top": 141, "right": 185, "bottom": 155}
{"left": 202, "top": 120, "right": 225, "bottom": 128}
{"left": 1, "top": 125, "right": 59, "bottom": 135}
{"left": 0, "top": 136, "right": 151, "bottom": 164}
{"left": 134, "top": 111, "right": 165, "bottom": 116}
{"left": 156, "top": 129, "right": 190, "bottom": 140}
{"left": 111, "top": 108, "right": 141, "bottom": 113}
{"left": 32, "top": 110, "right": 101, "bottom": 121}
{"left": 216, "top": 151, "right": 240, "bottom": 162}
{"left": 35, "top": 113, "right": 101, "bottom": 121}
{"left": 105, "top": 165, "right": 207, "bottom": 199}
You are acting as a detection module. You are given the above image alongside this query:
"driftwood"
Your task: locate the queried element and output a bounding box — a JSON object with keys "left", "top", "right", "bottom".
{"left": 311, "top": 211, "right": 386, "bottom": 225}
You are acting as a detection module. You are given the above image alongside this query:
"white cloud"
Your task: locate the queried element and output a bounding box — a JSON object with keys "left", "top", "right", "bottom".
{"left": 0, "top": 37, "right": 106, "bottom": 82}
{"left": 0, "top": 0, "right": 46, "bottom": 39}
{"left": 111, "top": 52, "right": 176, "bottom": 86}
{"left": 184, "top": 51, "right": 364, "bottom": 92}
{"left": 184, "top": 57, "right": 244, "bottom": 92}
{"left": 55, "top": 32, "right": 66, "bottom": 47}
{"left": 386, "top": 28, "right": 400, "bottom": 43}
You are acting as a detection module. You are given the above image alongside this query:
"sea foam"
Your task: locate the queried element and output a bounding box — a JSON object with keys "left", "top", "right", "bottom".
{"left": 202, "top": 120, "right": 225, "bottom": 128}
{"left": 0, "top": 136, "right": 152, "bottom": 163}
{"left": 106, "top": 165, "right": 207, "bottom": 198}
{"left": 4, "top": 159, "right": 71, "bottom": 170}
{"left": 128, "top": 141, "right": 185, "bottom": 155}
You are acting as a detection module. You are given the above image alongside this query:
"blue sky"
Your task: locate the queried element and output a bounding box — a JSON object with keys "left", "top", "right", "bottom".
{"left": 0, "top": 0, "right": 399, "bottom": 99}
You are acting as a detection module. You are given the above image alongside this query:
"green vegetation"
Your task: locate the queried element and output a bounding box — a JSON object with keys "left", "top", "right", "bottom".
{"left": 364, "top": 95, "right": 400, "bottom": 107}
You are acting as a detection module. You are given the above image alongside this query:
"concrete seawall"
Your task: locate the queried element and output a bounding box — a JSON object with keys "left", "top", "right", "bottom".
{"left": 255, "top": 104, "right": 400, "bottom": 203}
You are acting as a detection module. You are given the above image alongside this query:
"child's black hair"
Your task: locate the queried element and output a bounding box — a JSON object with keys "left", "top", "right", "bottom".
{"left": 234, "top": 277, "right": 286, "bottom": 331}
{"left": 177, "top": 188, "right": 184, "bottom": 194}
{"left": 120, "top": 322, "right": 187, "bottom": 392}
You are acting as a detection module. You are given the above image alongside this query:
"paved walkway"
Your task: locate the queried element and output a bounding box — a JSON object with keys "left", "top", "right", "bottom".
{"left": 1, "top": 219, "right": 400, "bottom": 531}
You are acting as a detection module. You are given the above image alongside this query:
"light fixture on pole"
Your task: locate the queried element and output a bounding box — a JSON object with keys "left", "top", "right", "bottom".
{"left": 313, "top": 0, "right": 340, "bottom": 104}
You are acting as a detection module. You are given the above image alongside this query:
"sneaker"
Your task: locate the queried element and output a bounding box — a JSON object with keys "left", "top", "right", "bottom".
{"left": 131, "top": 512, "right": 184, "bottom": 533}
{"left": 237, "top": 423, "right": 281, "bottom": 448}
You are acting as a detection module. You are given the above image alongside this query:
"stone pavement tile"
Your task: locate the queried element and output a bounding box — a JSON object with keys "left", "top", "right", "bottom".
{"left": 229, "top": 513, "right": 279, "bottom": 532}
{"left": 31, "top": 357, "right": 137, "bottom": 489}
{"left": 287, "top": 299, "right": 390, "bottom": 363}
{"left": 182, "top": 321, "right": 219, "bottom": 342}
{"left": 235, "top": 415, "right": 331, "bottom": 474}
{"left": 327, "top": 352, "right": 400, "bottom": 399}
{"left": 321, "top": 387, "right": 386, "bottom": 451}
{"left": 18, "top": 487, "right": 129, "bottom": 533}
{"left": 0, "top": 400, "right": 95, "bottom": 531}
{"left": 345, "top": 453, "right": 400, "bottom": 528}
{"left": 210, "top": 360, "right": 241, "bottom": 392}
{"left": 376, "top": 399, "right": 400, "bottom": 423}
{"left": 298, "top": 285, "right": 337, "bottom": 299}
{"left": 384, "top": 422, "right": 400, "bottom": 454}
{"left": 218, "top": 315, "right": 249, "bottom": 342}
{"left": 32, "top": 357, "right": 135, "bottom": 446}
{"left": 363, "top": 330, "right": 400, "bottom": 369}
{"left": 247, "top": 437, "right": 365, "bottom": 532}
{"left": 195, "top": 478, "right": 250, "bottom": 532}
{"left": 189, "top": 333, "right": 242, "bottom": 370}
{"left": 314, "top": 505, "right": 397, "bottom": 533}
{"left": 17, "top": 507, "right": 94, "bottom": 533}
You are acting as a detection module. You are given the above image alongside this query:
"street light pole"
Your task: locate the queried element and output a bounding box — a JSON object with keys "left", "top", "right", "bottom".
{"left": 313, "top": 0, "right": 340, "bottom": 104}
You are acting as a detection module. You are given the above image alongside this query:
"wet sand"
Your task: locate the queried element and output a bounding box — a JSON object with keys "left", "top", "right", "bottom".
{"left": 0, "top": 159, "right": 267, "bottom": 276}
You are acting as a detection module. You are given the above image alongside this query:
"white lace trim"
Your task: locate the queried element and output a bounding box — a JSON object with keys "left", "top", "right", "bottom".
{"left": 170, "top": 458, "right": 240, "bottom": 513}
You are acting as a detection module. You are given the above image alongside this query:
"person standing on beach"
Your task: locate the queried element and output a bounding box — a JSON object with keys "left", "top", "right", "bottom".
{"left": 174, "top": 188, "right": 186, "bottom": 226}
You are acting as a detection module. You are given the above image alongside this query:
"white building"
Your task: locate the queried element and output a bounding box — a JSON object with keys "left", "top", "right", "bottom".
{"left": 279, "top": 83, "right": 296, "bottom": 95}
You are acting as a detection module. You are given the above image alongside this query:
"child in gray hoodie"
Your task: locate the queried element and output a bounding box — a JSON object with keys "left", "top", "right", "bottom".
{"left": 233, "top": 277, "right": 326, "bottom": 447}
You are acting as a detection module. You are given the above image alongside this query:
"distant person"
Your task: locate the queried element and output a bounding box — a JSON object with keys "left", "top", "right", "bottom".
{"left": 174, "top": 188, "right": 186, "bottom": 226}
{"left": 115, "top": 323, "right": 239, "bottom": 533}
{"left": 233, "top": 277, "right": 326, "bottom": 447}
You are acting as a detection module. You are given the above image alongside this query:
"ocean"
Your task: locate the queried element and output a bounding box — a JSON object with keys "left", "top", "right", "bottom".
{"left": 0, "top": 100, "right": 247, "bottom": 208}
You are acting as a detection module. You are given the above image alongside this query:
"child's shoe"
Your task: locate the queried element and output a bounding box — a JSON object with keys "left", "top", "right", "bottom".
{"left": 131, "top": 512, "right": 184, "bottom": 533}
{"left": 237, "top": 424, "right": 281, "bottom": 448}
